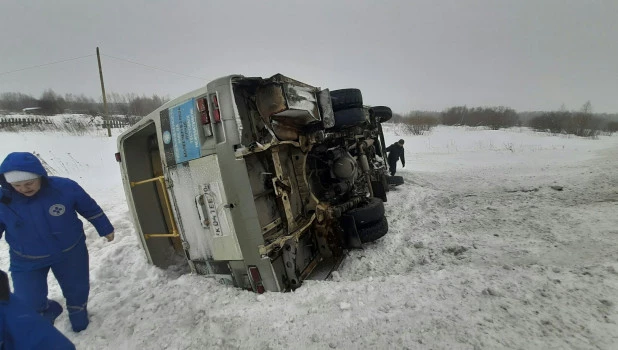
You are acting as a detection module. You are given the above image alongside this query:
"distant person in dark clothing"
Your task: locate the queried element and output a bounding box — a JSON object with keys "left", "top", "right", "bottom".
{"left": 386, "top": 139, "right": 405, "bottom": 176}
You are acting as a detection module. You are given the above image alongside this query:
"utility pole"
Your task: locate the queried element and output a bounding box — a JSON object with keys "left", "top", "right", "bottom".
{"left": 96, "top": 47, "right": 111, "bottom": 137}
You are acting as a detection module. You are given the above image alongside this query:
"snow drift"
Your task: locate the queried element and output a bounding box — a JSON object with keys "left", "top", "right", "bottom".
{"left": 1, "top": 123, "right": 617, "bottom": 349}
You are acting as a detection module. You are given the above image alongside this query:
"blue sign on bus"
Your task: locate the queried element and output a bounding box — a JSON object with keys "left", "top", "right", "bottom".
{"left": 168, "top": 98, "right": 201, "bottom": 164}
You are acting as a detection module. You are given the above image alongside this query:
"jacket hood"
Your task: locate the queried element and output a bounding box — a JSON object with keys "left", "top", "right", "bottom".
{"left": 0, "top": 152, "right": 48, "bottom": 189}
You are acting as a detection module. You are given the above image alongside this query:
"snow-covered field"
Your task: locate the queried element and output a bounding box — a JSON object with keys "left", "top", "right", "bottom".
{"left": 1, "top": 123, "right": 617, "bottom": 349}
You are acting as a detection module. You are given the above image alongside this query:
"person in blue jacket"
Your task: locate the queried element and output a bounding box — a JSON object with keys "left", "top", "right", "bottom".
{"left": 0, "top": 152, "right": 114, "bottom": 332}
{"left": 1, "top": 269, "right": 76, "bottom": 349}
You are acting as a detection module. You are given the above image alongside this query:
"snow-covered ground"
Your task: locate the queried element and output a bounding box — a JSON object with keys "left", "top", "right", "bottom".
{"left": 1, "top": 123, "right": 617, "bottom": 349}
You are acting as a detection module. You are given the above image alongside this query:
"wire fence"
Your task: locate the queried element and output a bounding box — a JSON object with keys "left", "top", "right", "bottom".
{"left": 0, "top": 117, "right": 53, "bottom": 128}
{"left": 0, "top": 116, "right": 133, "bottom": 130}
{"left": 101, "top": 119, "right": 131, "bottom": 128}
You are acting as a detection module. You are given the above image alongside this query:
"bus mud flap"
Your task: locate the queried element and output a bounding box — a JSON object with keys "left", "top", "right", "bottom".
{"left": 340, "top": 214, "right": 363, "bottom": 249}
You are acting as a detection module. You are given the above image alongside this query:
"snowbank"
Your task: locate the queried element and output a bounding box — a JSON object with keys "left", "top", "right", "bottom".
{"left": 1, "top": 125, "right": 617, "bottom": 349}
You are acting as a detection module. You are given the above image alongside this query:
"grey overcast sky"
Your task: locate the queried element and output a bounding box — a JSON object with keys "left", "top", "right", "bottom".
{"left": 1, "top": 0, "right": 617, "bottom": 113}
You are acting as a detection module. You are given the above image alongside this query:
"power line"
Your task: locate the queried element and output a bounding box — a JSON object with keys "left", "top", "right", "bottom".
{"left": 0, "top": 51, "right": 208, "bottom": 83}
{"left": 101, "top": 53, "right": 208, "bottom": 81}
{"left": 0, "top": 54, "right": 95, "bottom": 76}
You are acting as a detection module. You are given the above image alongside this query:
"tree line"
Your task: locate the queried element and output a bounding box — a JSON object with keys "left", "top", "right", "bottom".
{"left": 2, "top": 90, "right": 617, "bottom": 137}
{"left": 391, "top": 102, "right": 618, "bottom": 136}
{"left": 0, "top": 89, "right": 169, "bottom": 117}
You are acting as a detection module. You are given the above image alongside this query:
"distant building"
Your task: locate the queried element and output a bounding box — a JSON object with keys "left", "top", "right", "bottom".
{"left": 22, "top": 107, "right": 42, "bottom": 114}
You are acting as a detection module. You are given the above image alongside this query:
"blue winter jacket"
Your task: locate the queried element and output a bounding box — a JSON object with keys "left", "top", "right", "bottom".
{"left": 0, "top": 293, "right": 76, "bottom": 350}
{"left": 0, "top": 152, "right": 114, "bottom": 268}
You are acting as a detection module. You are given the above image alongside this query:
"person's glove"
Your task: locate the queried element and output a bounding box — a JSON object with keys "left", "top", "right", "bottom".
{"left": 402, "top": 163, "right": 405, "bottom": 168}
{"left": 105, "top": 232, "right": 115, "bottom": 242}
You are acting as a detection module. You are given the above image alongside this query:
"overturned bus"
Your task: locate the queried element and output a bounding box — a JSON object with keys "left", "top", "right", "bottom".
{"left": 116, "top": 74, "right": 394, "bottom": 292}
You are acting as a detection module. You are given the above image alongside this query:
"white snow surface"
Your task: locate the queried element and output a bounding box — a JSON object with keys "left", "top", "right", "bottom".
{"left": 1, "top": 124, "right": 617, "bottom": 349}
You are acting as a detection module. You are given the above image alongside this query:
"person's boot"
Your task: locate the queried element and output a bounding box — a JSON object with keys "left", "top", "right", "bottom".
{"left": 68, "top": 304, "right": 89, "bottom": 332}
{"left": 40, "top": 299, "right": 63, "bottom": 324}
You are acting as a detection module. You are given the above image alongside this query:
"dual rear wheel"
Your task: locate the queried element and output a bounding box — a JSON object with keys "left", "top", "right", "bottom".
{"left": 330, "top": 89, "right": 392, "bottom": 128}
{"left": 344, "top": 197, "right": 389, "bottom": 243}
